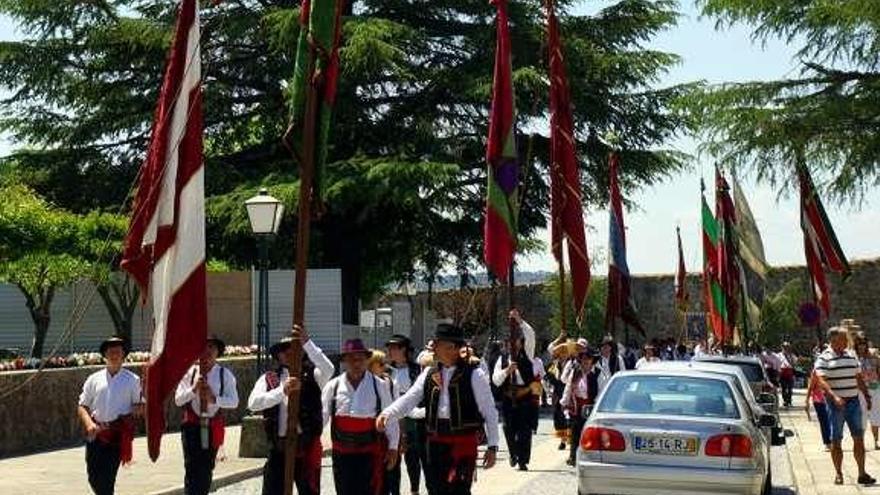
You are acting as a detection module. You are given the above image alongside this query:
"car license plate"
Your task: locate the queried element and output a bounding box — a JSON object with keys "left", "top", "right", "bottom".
{"left": 633, "top": 434, "right": 698, "bottom": 455}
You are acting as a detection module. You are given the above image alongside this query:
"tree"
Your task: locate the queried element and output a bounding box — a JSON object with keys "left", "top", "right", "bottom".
{"left": 691, "top": 0, "right": 880, "bottom": 201}
{"left": 542, "top": 274, "right": 607, "bottom": 343}
{"left": 757, "top": 279, "right": 805, "bottom": 347}
{"left": 0, "top": 0, "right": 694, "bottom": 315}
{"left": 0, "top": 186, "right": 92, "bottom": 357}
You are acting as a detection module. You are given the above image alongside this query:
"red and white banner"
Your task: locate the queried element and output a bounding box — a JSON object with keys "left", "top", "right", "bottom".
{"left": 121, "top": 0, "right": 206, "bottom": 461}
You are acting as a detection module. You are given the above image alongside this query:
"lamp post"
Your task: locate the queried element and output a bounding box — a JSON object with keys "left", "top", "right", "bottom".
{"left": 245, "top": 188, "right": 284, "bottom": 374}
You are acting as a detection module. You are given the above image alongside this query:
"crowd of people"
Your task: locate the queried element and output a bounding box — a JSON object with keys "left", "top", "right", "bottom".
{"left": 77, "top": 310, "right": 880, "bottom": 494}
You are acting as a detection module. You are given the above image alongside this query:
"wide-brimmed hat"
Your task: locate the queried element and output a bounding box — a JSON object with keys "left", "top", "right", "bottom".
{"left": 385, "top": 334, "right": 412, "bottom": 349}
{"left": 99, "top": 336, "right": 130, "bottom": 356}
{"left": 340, "top": 338, "right": 371, "bottom": 356}
{"left": 434, "top": 323, "right": 466, "bottom": 344}
{"left": 600, "top": 335, "right": 616, "bottom": 347}
{"left": 206, "top": 335, "right": 226, "bottom": 357}
{"left": 269, "top": 337, "right": 293, "bottom": 358}
{"left": 577, "top": 347, "right": 598, "bottom": 360}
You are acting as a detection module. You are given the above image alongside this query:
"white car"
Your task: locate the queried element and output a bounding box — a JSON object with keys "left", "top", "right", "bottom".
{"left": 577, "top": 369, "right": 773, "bottom": 495}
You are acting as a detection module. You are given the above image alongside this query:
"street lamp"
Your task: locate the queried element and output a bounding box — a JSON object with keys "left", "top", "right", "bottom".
{"left": 245, "top": 188, "right": 284, "bottom": 373}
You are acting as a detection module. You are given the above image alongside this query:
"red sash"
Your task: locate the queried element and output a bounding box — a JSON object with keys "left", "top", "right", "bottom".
{"left": 182, "top": 407, "right": 226, "bottom": 449}
{"left": 332, "top": 416, "right": 386, "bottom": 495}
{"left": 95, "top": 415, "right": 135, "bottom": 465}
{"left": 428, "top": 431, "right": 479, "bottom": 484}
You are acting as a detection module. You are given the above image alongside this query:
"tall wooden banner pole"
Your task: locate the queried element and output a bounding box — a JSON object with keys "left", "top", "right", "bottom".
{"left": 559, "top": 255, "right": 567, "bottom": 338}
{"left": 283, "top": 47, "right": 320, "bottom": 495}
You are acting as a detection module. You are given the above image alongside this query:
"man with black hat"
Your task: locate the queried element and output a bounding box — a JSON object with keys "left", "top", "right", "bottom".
{"left": 77, "top": 336, "right": 143, "bottom": 495}
{"left": 247, "top": 325, "right": 334, "bottom": 495}
{"left": 561, "top": 348, "right": 599, "bottom": 466}
{"left": 174, "top": 336, "right": 239, "bottom": 495}
{"left": 385, "top": 334, "right": 426, "bottom": 495}
{"left": 492, "top": 316, "right": 539, "bottom": 471}
{"left": 597, "top": 335, "right": 625, "bottom": 394}
{"left": 377, "top": 323, "right": 500, "bottom": 495}
{"left": 323, "top": 338, "right": 400, "bottom": 495}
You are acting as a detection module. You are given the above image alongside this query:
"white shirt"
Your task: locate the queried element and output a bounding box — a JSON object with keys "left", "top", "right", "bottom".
{"left": 763, "top": 352, "right": 782, "bottom": 371}
{"left": 532, "top": 357, "right": 545, "bottom": 379}
{"left": 635, "top": 357, "right": 660, "bottom": 369}
{"left": 518, "top": 320, "right": 536, "bottom": 360}
{"left": 597, "top": 355, "right": 626, "bottom": 392}
{"left": 247, "top": 340, "right": 334, "bottom": 437}
{"left": 390, "top": 365, "right": 425, "bottom": 419}
{"left": 382, "top": 365, "right": 500, "bottom": 448}
{"left": 491, "top": 354, "right": 543, "bottom": 387}
{"left": 322, "top": 372, "right": 399, "bottom": 449}
{"left": 78, "top": 368, "right": 143, "bottom": 423}
{"left": 776, "top": 352, "right": 794, "bottom": 370}
{"left": 561, "top": 368, "right": 592, "bottom": 410}
{"left": 174, "top": 363, "right": 239, "bottom": 417}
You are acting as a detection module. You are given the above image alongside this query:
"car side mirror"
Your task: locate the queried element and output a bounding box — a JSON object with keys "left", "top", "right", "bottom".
{"left": 758, "top": 413, "right": 777, "bottom": 428}
{"left": 758, "top": 393, "right": 775, "bottom": 404}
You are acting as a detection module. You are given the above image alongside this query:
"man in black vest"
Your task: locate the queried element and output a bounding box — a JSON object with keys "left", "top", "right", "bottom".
{"left": 492, "top": 331, "right": 538, "bottom": 470}
{"left": 385, "top": 334, "right": 426, "bottom": 495}
{"left": 247, "top": 326, "right": 335, "bottom": 495}
{"left": 377, "top": 324, "right": 499, "bottom": 495}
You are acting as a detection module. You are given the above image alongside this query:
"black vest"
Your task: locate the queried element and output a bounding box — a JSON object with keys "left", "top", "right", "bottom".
{"left": 262, "top": 366, "right": 323, "bottom": 445}
{"left": 501, "top": 351, "right": 535, "bottom": 386}
{"left": 423, "top": 362, "right": 483, "bottom": 433}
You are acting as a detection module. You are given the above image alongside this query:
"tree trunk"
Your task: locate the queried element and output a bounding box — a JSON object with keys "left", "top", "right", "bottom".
{"left": 96, "top": 276, "right": 139, "bottom": 342}
{"left": 30, "top": 312, "right": 50, "bottom": 359}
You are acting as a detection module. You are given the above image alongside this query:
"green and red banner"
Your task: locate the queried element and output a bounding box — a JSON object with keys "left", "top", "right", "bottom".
{"left": 701, "top": 184, "right": 727, "bottom": 343}
{"left": 715, "top": 168, "right": 739, "bottom": 343}
{"left": 484, "top": 0, "right": 519, "bottom": 283}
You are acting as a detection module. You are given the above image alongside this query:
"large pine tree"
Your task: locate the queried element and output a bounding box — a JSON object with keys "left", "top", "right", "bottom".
{"left": 0, "top": 0, "right": 692, "bottom": 320}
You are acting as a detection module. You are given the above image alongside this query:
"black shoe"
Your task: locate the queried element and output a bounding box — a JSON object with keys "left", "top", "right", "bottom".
{"left": 508, "top": 455, "right": 517, "bottom": 467}
{"left": 518, "top": 463, "right": 528, "bottom": 471}
{"left": 566, "top": 458, "right": 575, "bottom": 467}
{"left": 558, "top": 442, "right": 566, "bottom": 450}
{"left": 858, "top": 474, "right": 876, "bottom": 485}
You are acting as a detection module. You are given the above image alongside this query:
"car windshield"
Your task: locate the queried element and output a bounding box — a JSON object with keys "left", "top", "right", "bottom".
{"left": 700, "top": 359, "right": 765, "bottom": 382}
{"left": 597, "top": 375, "right": 741, "bottom": 419}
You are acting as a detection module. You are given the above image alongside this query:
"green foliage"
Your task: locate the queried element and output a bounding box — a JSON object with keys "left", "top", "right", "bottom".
{"left": 692, "top": 0, "right": 880, "bottom": 201}
{"left": 757, "top": 279, "right": 806, "bottom": 346}
{"left": 542, "top": 273, "right": 607, "bottom": 343}
{"left": 0, "top": 0, "right": 694, "bottom": 304}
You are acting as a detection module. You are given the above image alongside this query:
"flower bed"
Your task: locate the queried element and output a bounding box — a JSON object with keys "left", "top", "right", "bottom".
{"left": 0, "top": 345, "right": 257, "bottom": 372}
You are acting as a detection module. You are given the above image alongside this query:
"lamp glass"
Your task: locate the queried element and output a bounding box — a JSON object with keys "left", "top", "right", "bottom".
{"left": 245, "top": 190, "right": 283, "bottom": 235}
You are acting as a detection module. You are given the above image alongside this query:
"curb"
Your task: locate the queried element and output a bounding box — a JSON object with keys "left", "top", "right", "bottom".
{"left": 148, "top": 448, "right": 332, "bottom": 495}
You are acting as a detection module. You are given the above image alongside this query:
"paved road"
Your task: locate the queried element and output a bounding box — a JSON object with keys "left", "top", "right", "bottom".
{"left": 214, "top": 415, "right": 797, "bottom": 495}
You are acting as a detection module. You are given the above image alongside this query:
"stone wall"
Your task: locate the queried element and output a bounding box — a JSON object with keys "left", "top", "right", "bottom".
{"left": 0, "top": 357, "right": 260, "bottom": 458}
{"left": 415, "top": 258, "right": 880, "bottom": 350}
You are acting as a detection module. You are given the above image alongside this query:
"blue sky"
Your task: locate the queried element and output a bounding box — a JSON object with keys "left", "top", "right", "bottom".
{"left": 1, "top": 2, "right": 878, "bottom": 275}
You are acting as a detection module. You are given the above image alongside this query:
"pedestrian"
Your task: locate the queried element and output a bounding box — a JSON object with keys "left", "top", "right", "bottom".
{"left": 814, "top": 326, "right": 876, "bottom": 485}
{"left": 597, "top": 336, "right": 625, "bottom": 393}
{"left": 545, "top": 357, "right": 570, "bottom": 451}
{"left": 247, "top": 325, "right": 335, "bottom": 495}
{"left": 174, "top": 336, "right": 239, "bottom": 495}
{"left": 760, "top": 345, "right": 782, "bottom": 387}
{"left": 493, "top": 325, "right": 538, "bottom": 470}
{"left": 378, "top": 323, "right": 500, "bottom": 495}
{"left": 385, "top": 334, "right": 427, "bottom": 495}
{"left": 77, "top": 336, "right": 143, "bottom": 495}
{"left": 635, "top": 344, "right": 660, "bottom": 369}
{"left": 777, "top": 342, "right": 797, "bottom": 408}
{"left": 561, "top": 349, "right": 599, "bottom": 466}
{"left": 323, "top": 338, "right": 400, "bottom": 495}
{"left": 806, "top": 369, "right": 831, "bottom": 451}
{"left": 854, "top": 337, "right": 880, "bottom": 450}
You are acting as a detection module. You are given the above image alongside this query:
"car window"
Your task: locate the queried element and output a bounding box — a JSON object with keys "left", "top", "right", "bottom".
{"left": 699, "top": 359, "right": 765, "bottom": 382}
{"left": 597, "top": 375, "right": 741, "bottom": 419}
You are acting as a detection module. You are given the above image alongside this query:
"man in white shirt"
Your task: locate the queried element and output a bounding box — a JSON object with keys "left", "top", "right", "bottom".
{"left": 247, "top": 326, "right": 334, "bottom": 495}
{"left": 597, "top": 336, "right": 626, "bottom": 393}
{"left": 492, "top": 329, "right": 539, "bottom": 471}
{"left": 323, "top": 338, "right": 399, "bottom": 495}
{"left": 174, "top": 336, "right": 239, "bottom": 495}
{"left": 385, "top": 334, "right": 425, "bottom": 495}
{"left": 777, "top": 342, "right": 797, "bottom": 408}
{"left": 378, "top": 324, "right": 499, "bottom": 495}
{"left": 77, "top": 336, "right": 143, "bottom": 495}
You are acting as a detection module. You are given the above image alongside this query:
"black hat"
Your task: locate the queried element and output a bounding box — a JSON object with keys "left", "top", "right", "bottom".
{"left": 578, "top": 347, "right": 598, "bottom": 359}
{"left": 99, "top": 336, "right": 130, "bottom": 356}
{"left": 434, "top": 324, "right": 466, "bottom": 344}
{"left": 601, "top": 335, "right": 616, "bottom": 347}
{"left": 269, "top": 337, "right": 293, "bottom": 358}
{"left": 385, "top": 334, "right": 412, "bottom": 348}
{"left": 206, "top": 335, "right": 226, "bottom": 357}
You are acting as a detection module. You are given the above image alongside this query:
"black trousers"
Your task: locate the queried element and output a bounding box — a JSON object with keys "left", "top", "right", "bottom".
{"left": 384, "top": 421, "right": 427, "bottom": 495}
{"left": 425, "top": 439, "right": 475, "bottom": 495}
{"left": 781, "top": 375, "right": 795, "bottom": 406}
{"left": 181, "top": 423, "right": 217, "bottom": 495}
{"left": 502, "top": 403, "right": 535, "bottom": 466}
{"left": 85, "top": 440, "right": 121, "bottom": 495}
{"left": 333, "top": 452, "right": 376, "bottom": 495}
{"left": 261, "top": 443, "right": 321, "bottom": 495}
{"left": 569, "top": 415, "right": 586, "bottom": 463}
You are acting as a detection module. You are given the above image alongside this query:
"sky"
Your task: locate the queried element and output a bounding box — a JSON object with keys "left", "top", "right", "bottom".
{"left": 1, "top": 2, "right": 878, "bottom": 276}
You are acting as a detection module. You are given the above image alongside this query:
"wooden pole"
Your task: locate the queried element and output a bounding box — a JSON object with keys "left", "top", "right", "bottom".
{"left": 283, "top": 45, "right": 320, "bottom": 495}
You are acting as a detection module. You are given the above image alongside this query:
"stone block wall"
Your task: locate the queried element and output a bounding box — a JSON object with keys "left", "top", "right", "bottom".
{"left": 0, "top": 357, "right": 260, "bottom": 458}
